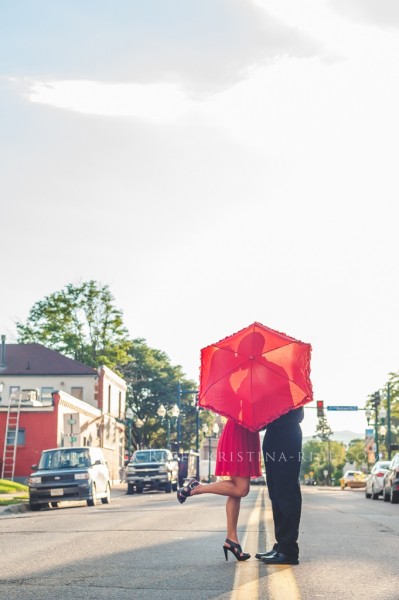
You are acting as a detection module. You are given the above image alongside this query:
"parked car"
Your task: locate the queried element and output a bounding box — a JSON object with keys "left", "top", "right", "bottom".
{"left": 340, "top": 470, "right": 366, "bottom": 490}
{"left": 125, "top": 448, "right": 179, "bottom": 494}
{"left": 383, "top": 453, "right": 399, "bottom": 504}
{"left": 365, "top": 461, "right": 391, "bottom": 499}
{"left": 28, "top": 447, "right": 111, "bottom": 510}
{"left": 251, "top": 471, "right": 266, "bottom": 485}
{"left": 178, "top": 450, "right": 200, "bottom": 486}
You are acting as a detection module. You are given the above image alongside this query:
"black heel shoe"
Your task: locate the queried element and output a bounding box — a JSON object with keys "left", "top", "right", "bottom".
{"left": 177, "top": 478, "right": 200, "bottom": 504}
{"left": 223, "top": 538, "right": 251, "bottom": 561}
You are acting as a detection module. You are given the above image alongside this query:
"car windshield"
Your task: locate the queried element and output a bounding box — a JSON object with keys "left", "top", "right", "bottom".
{"left": 377, "top": 462, "right": 390, "bottom": 470}
{"left": 133, "top": 450, "right": 168, "bottom": 463}
{"left": 38, "top": 449, "right": 91, "bottom": 470}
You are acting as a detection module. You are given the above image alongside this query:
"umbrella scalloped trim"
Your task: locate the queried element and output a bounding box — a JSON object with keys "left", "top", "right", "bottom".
{"left": 198, "top": 393, "right": 312, "bottom": 433}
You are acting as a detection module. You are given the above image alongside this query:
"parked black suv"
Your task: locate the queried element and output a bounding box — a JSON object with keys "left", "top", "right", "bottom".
{"left": 28, "top": 447, "right": 111, "bottom": 510}
{"left": 126, "top": 449, "right": 178, "bottom": 494}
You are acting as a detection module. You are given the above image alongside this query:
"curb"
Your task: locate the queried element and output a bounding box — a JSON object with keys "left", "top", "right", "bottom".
{"left": 0, "top": 502, "right": 29, "bottom": 515}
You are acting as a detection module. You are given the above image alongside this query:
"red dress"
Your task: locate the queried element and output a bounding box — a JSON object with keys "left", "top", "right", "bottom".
{"left": 215, "top": 419, "right": 262, "bottom": 477}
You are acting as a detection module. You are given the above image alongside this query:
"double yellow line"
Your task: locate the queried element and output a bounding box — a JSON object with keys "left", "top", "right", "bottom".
{"left": 231, "top": 487, "right": 301, "bottom": 600}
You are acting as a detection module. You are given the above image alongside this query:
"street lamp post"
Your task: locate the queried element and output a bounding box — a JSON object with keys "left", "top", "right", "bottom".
{"left": 125, "top": 407, "right": 134, "bottom": 460}
{"left": 379, "top": 407, "right": 387, "bottom": 457}
{"left": 157, "top": 404, "right": 180, "bottom": 449}
{"left": 177, "top": 384, "right": 200, "bottom": 451}
{"left": 202, "top": 423, "right": 220, "bottom": 483}
{"left": 135, "top": 418, "right": 144, "bottom": 449}
{"left": 366, "top": 405, "right": 388, "bottom": 461}
{"left": 387, "top": 382, "right": 392, "bottom": 460}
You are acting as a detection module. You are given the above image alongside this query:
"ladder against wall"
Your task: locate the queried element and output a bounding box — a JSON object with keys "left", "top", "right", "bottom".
{"left": 1, "top": 395, "right": 22, "bottom": 480}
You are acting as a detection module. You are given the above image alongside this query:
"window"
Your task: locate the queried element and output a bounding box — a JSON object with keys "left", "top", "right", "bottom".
{"left": 9, "top": 386, "right": 20, "bottom": 400}
{"left": 71, "top": 387, "right": 83, "bottom": 401}
{"left": 118, "top": 391, "right": 122, "bottom": 419}
{"left": 6, "top": 429, "right": 25, "bottom": 445}
{"left": 38, "top": 448, "right": 90, "bottom": 469}
{"left": 41, "top": 387, "right": 54, "bottom": 402}
{"left": 107, "top": 385, "right": 111, "bottom": 413}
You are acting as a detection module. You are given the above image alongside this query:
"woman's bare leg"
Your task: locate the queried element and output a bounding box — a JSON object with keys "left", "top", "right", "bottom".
{"left": 190, "top": 476, "right": 249, "bottom": 498}
{"left": 226, "top": 496, "right": 241, "bottom": 542}
{"left": 186, "top": 477, "right": 250, "bottom": 557}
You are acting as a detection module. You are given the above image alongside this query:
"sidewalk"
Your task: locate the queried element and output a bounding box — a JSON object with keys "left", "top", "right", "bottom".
{"left": 0, "top": 493, "right": 29, "bottom": 515}
{"left": 0, "top": 483, "right": 128, "bottom": 516}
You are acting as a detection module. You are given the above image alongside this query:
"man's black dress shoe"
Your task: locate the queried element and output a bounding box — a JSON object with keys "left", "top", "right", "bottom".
{"left": 260, "top": 552, "right": 299, "bottom": 565}
{"left": 255, "top": 549, "right": 277, "bottom": 560}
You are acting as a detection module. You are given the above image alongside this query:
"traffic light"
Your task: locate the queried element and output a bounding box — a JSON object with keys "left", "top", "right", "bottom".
{"left": 316, "top": 400, "right": 324, "bottom": 417}
{"left": 371, "top": 391, "right": 380, "bottom": 409}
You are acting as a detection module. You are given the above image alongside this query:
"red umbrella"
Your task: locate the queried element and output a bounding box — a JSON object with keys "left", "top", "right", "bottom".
{"left": 198, "top": 322, "right": 313, "bottom": 432}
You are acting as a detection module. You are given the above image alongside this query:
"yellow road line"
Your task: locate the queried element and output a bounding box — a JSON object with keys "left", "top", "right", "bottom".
{"left": 231, "top": 487, "right": 264, "bottom": 600}
{"left": 230, "top": 487, "right": 301, "bottom": 600}
{"left": 264, "top": 496, "right": 301, "bottom": 600}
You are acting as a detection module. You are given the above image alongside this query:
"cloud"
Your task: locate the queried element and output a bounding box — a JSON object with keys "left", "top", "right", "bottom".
{"left": 1, "top": 0, "right": 323, "bottom": 93}
{"left": 26, "top": 79, "right": 196, "bottom": 121}
{"left": 330, "top": 0, "right": 399, "bottom": 28}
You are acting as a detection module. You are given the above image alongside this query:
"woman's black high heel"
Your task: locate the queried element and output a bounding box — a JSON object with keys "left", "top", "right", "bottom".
{"left": 177, "top": 478, "right": 200, "bottom": 504}
{"left": 223, "top": 538, "right": 251, "bottom": 561}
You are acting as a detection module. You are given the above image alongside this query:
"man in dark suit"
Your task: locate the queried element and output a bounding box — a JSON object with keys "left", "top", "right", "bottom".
{"left": 256, "top": 406, "right": 304, "bottom": 565}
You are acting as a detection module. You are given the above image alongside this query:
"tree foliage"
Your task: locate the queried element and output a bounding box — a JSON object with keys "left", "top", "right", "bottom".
{"left": 16, "top": 281, "right": 214, "bottom": 452}
{"left": 314, "top": 412, "right": 333, "bottom": 442}
{"left": 345, "top": 438, "right": 368, "bottom": 470}
{"left": 366, "top": 373, "right": 399, "bottom": 458}
{"left": 122, "top": 338, "right": 214, "bottom": 452}
{"left": 301, "top": 439, "right": 346, "bottom": 484}
{"left": 16, "top": 280, "right": 130, "bottom": 372}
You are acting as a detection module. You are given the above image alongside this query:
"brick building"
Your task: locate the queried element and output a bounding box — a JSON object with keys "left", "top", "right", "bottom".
{"left": 0, "top": 340, "right": 127, "bottom": 483}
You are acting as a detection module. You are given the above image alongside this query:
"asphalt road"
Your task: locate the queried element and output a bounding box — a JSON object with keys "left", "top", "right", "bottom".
{"left": 0, "top": 485, "right": 398, "bottom": 600}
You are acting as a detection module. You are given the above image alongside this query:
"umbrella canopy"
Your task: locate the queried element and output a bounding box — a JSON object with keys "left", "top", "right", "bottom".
{"left": 198, "top": 322, "right": 313, "bottom": 432}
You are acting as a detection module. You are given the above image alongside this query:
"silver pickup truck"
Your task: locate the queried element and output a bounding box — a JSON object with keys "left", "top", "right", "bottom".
{"left": 126, "top": 448, "right": 179, "bottom": 494}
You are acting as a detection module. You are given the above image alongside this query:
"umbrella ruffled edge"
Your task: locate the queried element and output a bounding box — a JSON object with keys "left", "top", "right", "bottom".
{"left": 198, "top": 394, "right": 314, "bottom": 433}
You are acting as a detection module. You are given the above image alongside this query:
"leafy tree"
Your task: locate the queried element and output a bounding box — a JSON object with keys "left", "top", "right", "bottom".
{"left": 345, "top": 438, "right": 368, "bottom": 471}
{"left": 301, "top": 439, "right": 346, "bottom": 484}
{"left": 314, "top": 413, "right": 333, "bottom": 442}
{"left": 365, "top": 374, "right": 399, "bottom": 459}
{"left": 122, "top": 338, "right": 214, "bottom": 451}
{"left": 16, "top": 280, "right": 130, "bottom": 373}
{"left": 301, "top": 413, "right": 346, "bottom": 485}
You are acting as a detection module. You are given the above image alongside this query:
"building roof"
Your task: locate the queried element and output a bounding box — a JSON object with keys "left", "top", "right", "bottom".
{"left": 0, "top": 344, "right": 98, "bottom": 376}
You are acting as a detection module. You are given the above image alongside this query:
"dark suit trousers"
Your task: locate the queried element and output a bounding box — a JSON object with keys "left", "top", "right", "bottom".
{"left": 262, "top": 423, "right": 302, "bottom": 559}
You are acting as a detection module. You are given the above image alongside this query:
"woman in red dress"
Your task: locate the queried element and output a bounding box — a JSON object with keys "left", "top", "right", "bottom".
{"left": 177, "top": 418, "right": 261, "bottom": 561}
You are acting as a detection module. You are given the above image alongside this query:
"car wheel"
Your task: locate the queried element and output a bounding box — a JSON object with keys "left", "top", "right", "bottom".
{"left": 136, "top": 486, "right": 143, "bottom": 494}
{"left": 371, "top": 487, "right": 380, "bottom": 500}
{"left": 87, "top": 484, "right": 97, "bottom": 506}
{"left": 172, "top": 481, "right": 178, "bottom": 492}
{"left": 50, "top": 502, "right": 59, "bottom": 508}
{"left": 391, "top": 488, "right": 399, "bottom": 504}
{"left": 29, "top": 503, "right": 41, "bottom": 511}
{"left": 383, "top": 487, "right": 390, "bottom": 502}
{"left": 101, "top": 484, "right": 111, "bottom": 504}
{"left": 127, "top": 483, "right": 135, "bottom": 495}
{"left": 165, "top": 482, "right": 172, "bottom": 493}
{"left": 365, "top": 489, "right": 372, "bottom": 499}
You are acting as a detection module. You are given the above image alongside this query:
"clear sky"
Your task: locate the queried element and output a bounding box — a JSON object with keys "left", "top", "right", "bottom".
{"left": 1, "top": 0, "right": 398, "bottom": 438}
